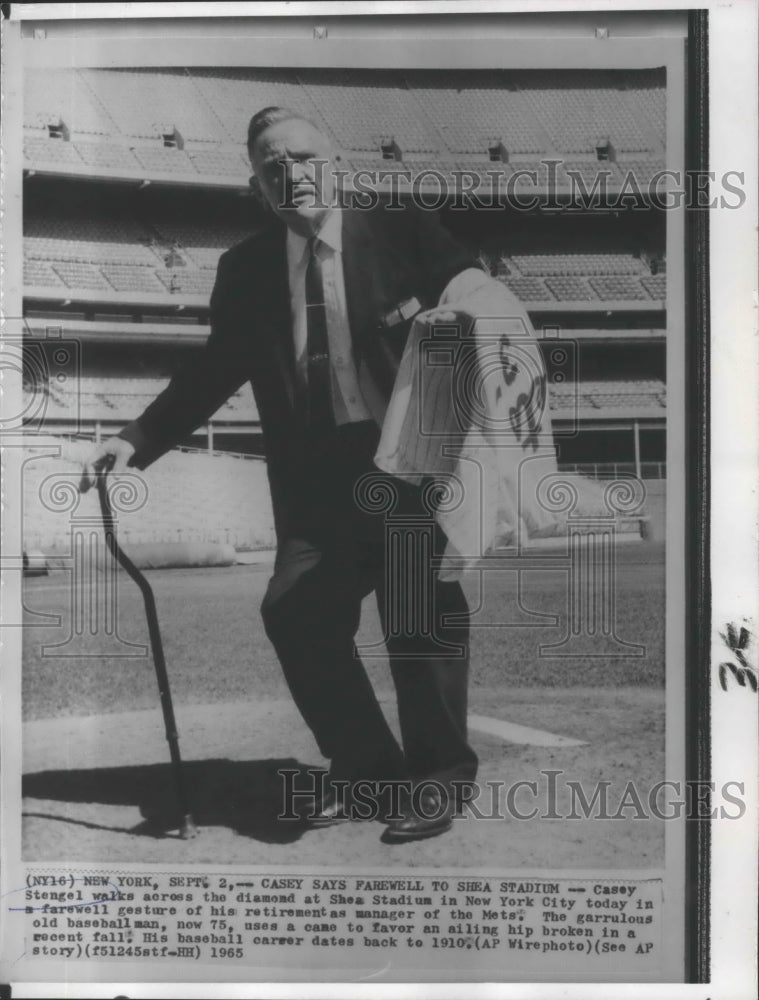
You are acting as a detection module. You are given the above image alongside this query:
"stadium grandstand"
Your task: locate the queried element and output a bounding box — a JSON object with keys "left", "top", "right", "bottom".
{"left": 22, "top": 65, "right": 666, "bottom": 557}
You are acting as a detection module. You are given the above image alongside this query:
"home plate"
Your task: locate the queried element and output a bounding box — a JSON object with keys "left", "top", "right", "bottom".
{"left": 468, "top": 714, "right": 588, "bottom": 747}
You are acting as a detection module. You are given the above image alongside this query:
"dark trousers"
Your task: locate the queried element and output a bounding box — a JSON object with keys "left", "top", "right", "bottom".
{"left": 260, "top": 420, "right": 477, "bottom": 789}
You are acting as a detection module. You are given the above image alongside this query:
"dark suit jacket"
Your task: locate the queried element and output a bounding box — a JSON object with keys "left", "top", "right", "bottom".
{"left": 121, "top": 202, "right": 476, "bottom": 542}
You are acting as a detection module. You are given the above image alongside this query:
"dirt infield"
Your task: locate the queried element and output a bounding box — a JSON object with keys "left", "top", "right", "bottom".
{"left": 23, "top": 689, "right": 664, "bottom": 869}
{"left": 21, "top": 548, "right": 666, "bottom": 869}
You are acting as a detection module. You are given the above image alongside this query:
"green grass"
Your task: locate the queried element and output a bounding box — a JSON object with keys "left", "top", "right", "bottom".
{"left": 22, "top": 543, "right": 665, "bottom": 721}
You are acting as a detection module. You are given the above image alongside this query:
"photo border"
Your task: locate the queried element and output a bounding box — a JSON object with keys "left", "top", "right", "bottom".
{"left": 1, "top": 2, "right": 756, "bottom": 997}
{"left": 683, "top": 9, "right": 710, "bottom": 984}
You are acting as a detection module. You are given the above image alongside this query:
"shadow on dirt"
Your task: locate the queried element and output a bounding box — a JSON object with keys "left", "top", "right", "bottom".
{"left": 23, "top": 758, "right": 327, "bottom": 844}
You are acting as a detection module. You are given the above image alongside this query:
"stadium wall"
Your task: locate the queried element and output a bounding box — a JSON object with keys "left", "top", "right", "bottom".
{"left": 22, "top": 439, "right": 276, "bottom": 559}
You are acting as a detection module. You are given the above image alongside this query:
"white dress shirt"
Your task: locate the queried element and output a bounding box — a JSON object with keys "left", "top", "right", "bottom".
{"left": 286, "top": 208, "right": 489, "bottom": 427}
{"left": 287, "top": 209, "right": 382, "bottom": 425}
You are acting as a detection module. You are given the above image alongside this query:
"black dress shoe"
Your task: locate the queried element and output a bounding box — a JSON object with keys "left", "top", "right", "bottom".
{"left": 307, "top": 781, "right": 403, "bottom": 826}
{"left": 296, "top": 789, "right": 352, "bottom": 827}
{"left": 381, "top": 785, "right": 455, "bottom": 844}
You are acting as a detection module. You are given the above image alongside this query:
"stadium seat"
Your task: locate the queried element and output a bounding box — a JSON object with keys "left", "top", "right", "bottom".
{"left": 25, "top": 214, "right": 159, "bottom": 267}
{"left": 20, "top": 64, "right": 667, "bottom": 489}
{"left": 180, "top": 247, "right": 225, "bottom": 270}
{"left": 23, "top": 67, "right": 667, "bottom": 194}
{"left": 24, "top": 136, "right": 84, "bottom": 167}
{"left": 411, "top": 71, "right": 546, "bottom": 155}
{"left": 299, "top": 69, "right": 437, "bottom": 153}
{"left": 509, "top": 253, "right": 647, "bottom": 277}
{"left": 131, "top": 145, "right": 195, "bottom": 175}
{"left": 614, "top": 158, "right": 666, "bottom": 184}
{"left": 50, "top": 261, "right": 112, "bottom": 291}
{"left": 555, "top": 160, "right": 620, "bottom": 189}
{"left": 454, "top": 161, "right": 511, "bottom": 182}
{"left": 544, "top": 276, "right": 598, "bottom": 301}
{"left": 350, "top": 158, "right": 411, "bottom": 172}
{"left": 23, "top": 259, "right": 64, "bottom": 288}
{"left": 99, "top": 266, "right": 167, "bottom": 293}
{"left": 155, "top": 270, "right": 216, "bottom": 295}
{"left": 78, "top": 68, "right": 227, "bottom": 143}
{"left": 24, "top": 69, "right": 116, "bottom": 136}
{"left": 621, "top": 69, "right": 666, "bottom": 149}
{"left": 549, "top": 379, "right": 666, "bottom": 413}
{"left": 151, "top": 218, "right": 252, "bottom": 269}
{"left": 517, "top": 70, "right": 658, "bottom": 155}
{"left": 190, "top": 68, "right": 320, "bottom": 146}
{"left": 587, "top": 276, "right": 649, "bottom": 301}
{"left": 25, "top": 377, "right": 258, "bottom": 424}
{"left": 500, "top": 276, "right": 552, "bottom": 301}
{"left": 347, "top": 159, "right": 415, "bottom": 188}
{"left": 187, "top": 147, "right": 249, "bottom": 177}
{"left": 74, "top": 141, "right": 140, "bottom": 170}
{"left": 641, "top": 275, "right": 667, "bottom": 300}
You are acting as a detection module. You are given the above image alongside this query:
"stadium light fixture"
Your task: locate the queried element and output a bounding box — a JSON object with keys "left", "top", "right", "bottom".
{"left": 154, "top": 123, "right": 183, "bottom": 149}
{"left": 377, "top": 134, "right": 400, "bottom": 161}
{"left": 595, "top": 137, "right": 613, "bottom": 161}
{"left": 486, "top": 138, "right": 506, "bottom": 162}
{"left": 44, "top": 114, "right": 69, "bottom": 141}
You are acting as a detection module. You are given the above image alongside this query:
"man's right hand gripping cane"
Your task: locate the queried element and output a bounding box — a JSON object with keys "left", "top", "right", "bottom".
{"left": 79, "top": 437, "right": 135, "bottom": 494}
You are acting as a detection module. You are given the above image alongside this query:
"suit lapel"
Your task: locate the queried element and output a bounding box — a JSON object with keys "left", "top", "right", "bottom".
{"left": 252, "top": 222, "right": 298, "bottom": 413}
{"left": 341, "top": 206, "right": 382, "bottom": 361}
{"left": 341, "top": 204, "right": 413, "bottom": 396}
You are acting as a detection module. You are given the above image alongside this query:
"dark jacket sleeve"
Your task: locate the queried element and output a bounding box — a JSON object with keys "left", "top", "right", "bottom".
{"left": 359, "top": 202, "right": 480, "bottom": 396}
{"left": 119, "top": 251, "right": 250, "bottom": 469}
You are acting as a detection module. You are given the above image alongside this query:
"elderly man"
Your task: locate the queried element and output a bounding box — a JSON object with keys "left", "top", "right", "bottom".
{"left": 82, "top": 106, "right": 487, "bottom": 842}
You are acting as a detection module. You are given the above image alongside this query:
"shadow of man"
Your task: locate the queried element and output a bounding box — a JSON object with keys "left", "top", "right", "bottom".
{"left": 23, "top": 757, "right": 323, "bottom": 845}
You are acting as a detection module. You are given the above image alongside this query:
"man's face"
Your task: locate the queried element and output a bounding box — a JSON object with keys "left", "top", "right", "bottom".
{"left": 250, "top": 117, "right": 337, "bottom": 236}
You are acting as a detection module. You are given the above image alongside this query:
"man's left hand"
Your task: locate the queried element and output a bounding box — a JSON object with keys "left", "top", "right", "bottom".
{"left": 419, "top": 306, "right": 473, "bottom": 331}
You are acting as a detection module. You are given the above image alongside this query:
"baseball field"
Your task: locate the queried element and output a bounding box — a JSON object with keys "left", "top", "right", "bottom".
{"left": 21, "top": 542, "right": 666, "bottom": 870}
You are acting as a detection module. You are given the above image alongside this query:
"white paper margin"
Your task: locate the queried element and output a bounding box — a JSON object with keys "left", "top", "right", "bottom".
{"left": 1, "top": 1, "right": 757, "bottom": 998}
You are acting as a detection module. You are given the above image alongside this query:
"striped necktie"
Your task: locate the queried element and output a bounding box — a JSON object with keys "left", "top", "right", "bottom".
{"left": 305, "top": 237, "right": 335, "bottom": 432}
